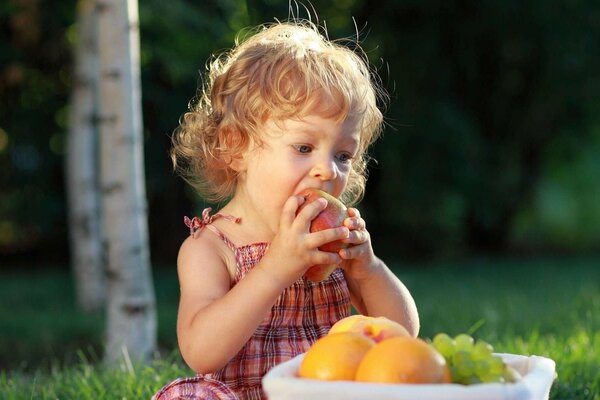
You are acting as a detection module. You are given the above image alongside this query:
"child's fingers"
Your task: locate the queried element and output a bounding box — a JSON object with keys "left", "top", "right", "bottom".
{"left": 296, "top": 197, "right": 328, "bottom": 224}
{"left": 339, "top": 243, "right": 368, "bottom": 260}
{"left": 307, "top": 226, "right": 349, "bottom": 249}
{"left": 342, "top": 229, "right": 369, "bottom": 245}
{"left": 280, "top": 195, "right": 306, "bottom": 227}
{"left": 347, "top": 207, "right": 361, "bottom": 218}
{"left": 344, "top": 208, "right": 365, "bottom": 230}
{"left": 312, "top": 251, "right": 342, "bottom": 266}
{"left": 344, "top": 216, "right": 366, "bottom": 231}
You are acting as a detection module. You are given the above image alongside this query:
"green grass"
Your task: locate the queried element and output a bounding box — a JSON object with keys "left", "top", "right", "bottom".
{"left": 0, "top": 256, "right": 598, "bottom": 399}
{"left": 0, "top": 350, "right": 191, "bottom": 399}
{"left": 400, "top": 256, "right": 600, "bottom": 399}
{"left": 0, "top": 266, "right": 180, "bottom": 371}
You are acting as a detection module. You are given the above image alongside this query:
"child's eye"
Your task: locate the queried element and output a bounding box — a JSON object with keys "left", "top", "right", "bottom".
{"left": 293, "top": 144, "right": 312, "bottom": 154}
{"left": 336, "top": 152, "right": 354, "bottom": 163}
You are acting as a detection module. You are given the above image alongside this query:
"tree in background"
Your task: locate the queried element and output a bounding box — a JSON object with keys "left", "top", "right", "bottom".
{"left": 66, "top": 0, "right": 104, "bottom": 312}
{"left": 1, "top": 0, "right": 599, "bottom": 270}
{"left": 96, "top": 0, "right": 156, "bottom": 364}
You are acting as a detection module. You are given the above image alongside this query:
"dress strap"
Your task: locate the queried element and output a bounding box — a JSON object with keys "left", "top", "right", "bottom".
{"left": 184, "top": 208, "right": 243, "bottom": 273}
{"left": 184, "top": 208, "right": 241, "bottom": 236}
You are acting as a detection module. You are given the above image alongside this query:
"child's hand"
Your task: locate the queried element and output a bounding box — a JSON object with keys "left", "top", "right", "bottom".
{"left": 338, "top": 208, "right": 379, "bottom": 281}
{"left": 262, "top": 195, "right": 350, "bottom": 287}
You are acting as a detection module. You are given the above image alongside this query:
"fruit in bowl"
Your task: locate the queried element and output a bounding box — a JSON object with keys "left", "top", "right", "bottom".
{"left": 356, "top": 336, "right": 452, "bottom": 384}
{"left": 431, "top": 333, "right": 522, "bottom": 384}
{"left": 297, "top": 316, "right": 450, "bottom": 384}
{"left": 296, "top": 318, "right": 521, "bottom": 386}
{"left": 297, "top": 188, "right": 349, "bottom": 282}
{"left": 298, "top": 332, "right": 375, "bottom": 381}
{"left": 328, "top": 314, "right": 410, "bottom": 343}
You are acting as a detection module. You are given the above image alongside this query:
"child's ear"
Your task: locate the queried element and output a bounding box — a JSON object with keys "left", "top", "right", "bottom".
{"left": 221, "top": 127, "right": 248, "bottom": 172}
{"left": 229, "top": 153, "right": 247, "bottom": 172}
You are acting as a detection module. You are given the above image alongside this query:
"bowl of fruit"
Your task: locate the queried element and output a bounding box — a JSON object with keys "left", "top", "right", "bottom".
{"left": 262, "top": 315, "right": 556, "bottom": 400}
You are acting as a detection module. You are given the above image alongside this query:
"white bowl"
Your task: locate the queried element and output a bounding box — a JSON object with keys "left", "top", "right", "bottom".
{"left": 262, "top": 353, "right": 556, "bottom": 400}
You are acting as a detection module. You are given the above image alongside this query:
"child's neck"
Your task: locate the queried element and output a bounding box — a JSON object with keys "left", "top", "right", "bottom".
{"left": 218, "top": 196, "right": 276, "bottom": 245}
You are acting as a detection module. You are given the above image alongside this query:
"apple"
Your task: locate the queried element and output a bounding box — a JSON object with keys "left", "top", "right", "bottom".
{"left": 302, "top": 264, "right": 339, "bottom": 283}
{"left": 298, "top": 188, "right": 349, "bottom": 252}
{"left": 328, "top": 314, "right": 411, "bottom": 342}
{"left": 297, "top": 188, "right": 349, "bottom": 282}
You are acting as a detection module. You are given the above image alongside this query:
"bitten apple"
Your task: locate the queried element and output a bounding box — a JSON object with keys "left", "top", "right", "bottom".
{"left": 297, "top": 188, "right": 349, "bottom": 282}
{"left": 328, "top": 314, "right": 411, "bottom": 342}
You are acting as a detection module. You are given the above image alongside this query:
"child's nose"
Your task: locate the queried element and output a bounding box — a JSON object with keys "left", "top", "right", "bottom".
{"left": 311, "top": 158, "right": 337, "bottom": 180}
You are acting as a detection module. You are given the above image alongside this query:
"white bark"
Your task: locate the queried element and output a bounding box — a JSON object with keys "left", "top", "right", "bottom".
{"left": 97, "top": 0, "right": 156, "bottom": 364}
{"left": 66, "top": 0, "right": 105, "bottom": 312}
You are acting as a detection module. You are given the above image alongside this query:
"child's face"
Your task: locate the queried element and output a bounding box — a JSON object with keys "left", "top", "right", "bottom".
{"left": 239, "top": 114, "right": 360, "bottom": 233}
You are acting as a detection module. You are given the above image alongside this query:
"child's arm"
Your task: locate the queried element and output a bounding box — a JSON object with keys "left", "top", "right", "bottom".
{"left": 176, "top": 196, "right": 350, "bottom": 374}
{"left": 340, "top": 208, "right": 420, "bottom": 337}
{"left": 176, "top": 233, "right": 284, "bottom": 374}
{"left": 344, "top": 257, "right": 420, "bottom": 336}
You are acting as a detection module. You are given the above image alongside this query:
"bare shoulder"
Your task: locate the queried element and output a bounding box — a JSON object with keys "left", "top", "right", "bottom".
{"left": 177, "top": 229, "right": 234, "bottom": 299}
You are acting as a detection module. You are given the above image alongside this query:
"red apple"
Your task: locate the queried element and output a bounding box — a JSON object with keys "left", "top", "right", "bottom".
{"left": 302, "top": 264, "right": 339, "bottom": 282}
{"left": 297, "top": 188, "right": 349, "bottom": 282}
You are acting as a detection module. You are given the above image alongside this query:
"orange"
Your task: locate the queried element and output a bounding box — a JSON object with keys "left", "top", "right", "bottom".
{"left": 298, "top": 332, "right": 376, "bottom": 381}
{"left": 355, "top": 336, "right": 451, "bottom": 384}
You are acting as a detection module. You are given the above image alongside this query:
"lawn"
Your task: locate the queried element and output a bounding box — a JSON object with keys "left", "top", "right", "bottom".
{"left": 1, "top": 255, "right": 598, "bottom": 399}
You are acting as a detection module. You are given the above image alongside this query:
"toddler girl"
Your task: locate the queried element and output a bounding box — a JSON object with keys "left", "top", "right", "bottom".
{"left": 153, "top": 20, "right": 419, "bottom": 400}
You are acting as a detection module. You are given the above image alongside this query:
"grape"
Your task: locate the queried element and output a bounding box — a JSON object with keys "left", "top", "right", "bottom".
{"left": 430, "top": 332, "right": 518, "bottom": 386}
{"left": 451, "top": 371, "right": 463, "bottom": 382}
{"left": 454, "top": 334, "right": 474, "bottom": 352}
{"left": 474, "top": 358, "right": 490, "bottom": 376}
{"left": 472, "top": 340, "right": 493, "bottom": 360}
{"left": 461, "top": 375, "right": 482, "bottom": 385}
{"left": 488, "top": 356, "right": 505, "bottom": 375}
{"left": 452, "top": 350, "right": 475, "bottom": 376}
{"left": 432, "top": 333, "right": 456, "bottom": 358}
{"left": 475, "top": 357, "right": 506, "bottom": 383}
{"left": 479, "top": 372, "right": 506, "bottom": 383}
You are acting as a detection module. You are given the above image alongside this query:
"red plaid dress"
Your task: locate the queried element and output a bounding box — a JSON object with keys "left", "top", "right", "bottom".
{"left": 152, "top": 210, "right": 352, "bottom": 400}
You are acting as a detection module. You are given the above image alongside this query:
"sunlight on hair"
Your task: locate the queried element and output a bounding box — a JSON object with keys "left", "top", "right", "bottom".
{"left": 171, "top": 17, "right": 386, "bottom": 205}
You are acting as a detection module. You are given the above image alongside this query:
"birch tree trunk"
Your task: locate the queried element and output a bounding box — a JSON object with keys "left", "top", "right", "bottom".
{"left": 66, "top": 0, "right": 105, "bottom": 312}
{"left": 97, "top": 0, "right": 156, "bottom": 364}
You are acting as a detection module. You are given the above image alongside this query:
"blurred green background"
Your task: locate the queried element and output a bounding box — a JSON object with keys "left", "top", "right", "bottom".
{"left": 2, "top": 0, "right": 599, "bottom": 267}
{"left": 1, "top": 2, "right": 600, "bottom": 397}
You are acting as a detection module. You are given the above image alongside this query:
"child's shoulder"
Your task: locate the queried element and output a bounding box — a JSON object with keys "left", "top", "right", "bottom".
{"left": 177, "top": 227, "right": 238, "bottom": 282}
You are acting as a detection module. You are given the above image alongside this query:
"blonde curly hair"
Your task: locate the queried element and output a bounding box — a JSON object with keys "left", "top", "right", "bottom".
{"left": 171, "top": 20, "right": 386, "bottom": 205}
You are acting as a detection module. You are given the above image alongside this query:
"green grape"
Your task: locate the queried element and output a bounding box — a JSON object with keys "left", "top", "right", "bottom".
{"left": 474, "top": 358, "right": 491, "bottom": 377}
{"left": 433, "top": 332, "right": 513, "bottom": 386}
{"left": 488, "top": 355, "right": 505, "bottom": 375}
{"left": 452, "top": 350, "right": 475, "bottom": 377}
{"left": 479, "top": 372, "right": 506, "bottom": 384}
{"left": 432, "top": 333, "right": 456, "bottom": 358}
{"left": 454, "top": 333, "right": 474, "bottom": 352}
{"left": 453, "top": 368, "right": 481, "bottom": 385}
{"left": 449, "top": 365, "right": 463, "bottom": 382}
{"left": 472, "top": 340, "right": 494, "bottom": 360}
{"left": 461, "top": 375, "right": 482, "bottom": 385}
